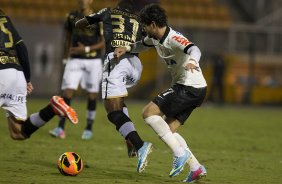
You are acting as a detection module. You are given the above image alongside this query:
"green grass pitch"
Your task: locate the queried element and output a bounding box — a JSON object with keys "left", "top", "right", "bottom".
{"left": 0, "top": 98, "right": 281, "bottom": 184}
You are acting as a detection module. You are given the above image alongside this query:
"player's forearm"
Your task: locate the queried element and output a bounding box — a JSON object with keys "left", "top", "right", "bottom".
{"left": 15, "top": 41, "right": 31, "bottom": 82}
{"left": 89, "top": 39, "right": 105, "bottom": 51}
{"left": 75, "top": 18, "right": 89, "bottom": 28}
{"left": 130, "top": 41, "right": 151, "bottom": 53}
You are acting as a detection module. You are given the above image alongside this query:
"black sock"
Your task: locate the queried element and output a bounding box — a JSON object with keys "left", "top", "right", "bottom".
{"left": 39, "top": 104, "right": 56, "bottom": 122}
{"left": 126, "top": 131, "right": 144, "bottom": 151}
{"left": 21, "top": 118, "right": 39, "bottom": 138}
{"left": 86, "top": 119, "right": 93, "bottom": 130}
{"left": 58, "top": 118, "right": 66, "bottom": 129}
{"left": 85, "top": 98, "right": 96, "bottom": 130}
{"left": 87, "top": 98, "right": 96, "bottom": 110}
{"left": 58, "top": 97, "right": 71, "bottom": 129}
{"left": 107, "top": 110, "right": 144, "bottom": 150}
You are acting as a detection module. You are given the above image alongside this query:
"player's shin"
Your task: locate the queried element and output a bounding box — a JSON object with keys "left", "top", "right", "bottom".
{"left": 173, "top": 133, "right": 201, "bottom": 171}
{"left": 86, "top": 98, "right": 96, "bottom": 130}
{"left": 107, "top": 110, "right": 144, "bottom": 150}
{"left": 144, "top": 115, "right": 186, "bottom": 157}
{"left": 22, "top": 105, "right": 56, "bottom": 138}
{"left": 21, "top": 118, "right": 39, "bottom": 138}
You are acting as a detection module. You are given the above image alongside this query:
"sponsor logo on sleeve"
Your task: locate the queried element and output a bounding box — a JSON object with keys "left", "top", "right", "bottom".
{"left": 172, "top": 35, "right": 191, "bottom": 46}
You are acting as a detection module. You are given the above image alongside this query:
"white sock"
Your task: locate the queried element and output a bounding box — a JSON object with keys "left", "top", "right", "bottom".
{"left": 118, "top": 122, "right": 136, "bottom": 138}
{"left": 144, "top": 115, "right": 185, "bottom": 157}
{"left": 173, "top": 133, "right": 201, "bottom": 171}
{"left": 87, "top": 110, "right": 96, "bottom": 120}
{"left": 123, "top": 106, "right": 129, "bottom": 117}
{"left": 29, "top": 113, "right": 46, "bottom": 127}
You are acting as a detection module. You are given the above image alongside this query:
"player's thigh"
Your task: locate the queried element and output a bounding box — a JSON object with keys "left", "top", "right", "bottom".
{"left": 0, "top": 69, "right": 27, "bottom": 121}
{"left": 152, "top": 87, "right": 179, "bottom": 118}
{"left": 142, "top": 101, "right": 163, "bottom": 118}
{"left": 61, "top": 59, "right": 83, "bottom": 90}
{"left": 125, "top": 55, "right": 143, "bottom": 88}
{"left": 102, "top": 53, "right": 129, "bottom": 99}
{"left": 175, "top": 107, "right": 195, "bottom": 125}
{"left": 81, "top": 59, "right": 103, "bottom": 93}
{"left": 102, "top": 71, "right": 127, "bottom": 99}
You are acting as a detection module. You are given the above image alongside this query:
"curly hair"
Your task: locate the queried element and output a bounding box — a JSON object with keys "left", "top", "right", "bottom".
{"left": 139, "top": 4, "right": 167, "bottom": 27}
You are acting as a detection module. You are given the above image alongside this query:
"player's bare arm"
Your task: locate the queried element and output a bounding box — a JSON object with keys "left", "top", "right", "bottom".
{"left": 114, "top": 39, "right": 153, "bottom": 58}
{"left": 88, "top": 36, "right": 105, "bottom": 52}
{"left": 69, "top": 42, "right": 86, "bottom": 55}
{"left": 70, "top": 39, "right": 105, "bottom": 55}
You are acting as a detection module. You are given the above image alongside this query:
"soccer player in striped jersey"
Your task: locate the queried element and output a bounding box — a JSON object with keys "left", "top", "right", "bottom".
{"left": 76, "top": 0, "right": 153, "bottom": 173}
{"left": 0, "top": 9, "right": 78, "bottom": 140}
{"left": 49, "top": 0, "right": 104, "bottom": 140}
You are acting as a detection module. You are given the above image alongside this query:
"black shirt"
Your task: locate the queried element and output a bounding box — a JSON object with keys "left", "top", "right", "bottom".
{"left": 0, "top": 13, "right": 26, "bottom": 73}
{"left": 85, "top": 8, "right": 142, "bottom": 55}
{"left": 65, "top": 10, "right": 103, "bottom": 59}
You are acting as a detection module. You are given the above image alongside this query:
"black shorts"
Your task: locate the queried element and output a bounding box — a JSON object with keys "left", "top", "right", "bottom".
{"left": 152, "top": 83, "right": 207, "bottom": 124}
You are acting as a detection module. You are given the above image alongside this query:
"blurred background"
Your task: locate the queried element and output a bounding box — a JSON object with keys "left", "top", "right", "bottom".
{"left": 1, "top": 0, "right": 282, "bottom": 105}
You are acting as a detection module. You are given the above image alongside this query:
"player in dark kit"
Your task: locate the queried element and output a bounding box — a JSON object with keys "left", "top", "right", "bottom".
{"left": 0, "top": 9, "right": 78, "bottom": 140}
{"left": 49, "top": 0, "right": 104, "bottom": 140}
{"left": 76, "top": 0, "right": 153, "bottom": 173}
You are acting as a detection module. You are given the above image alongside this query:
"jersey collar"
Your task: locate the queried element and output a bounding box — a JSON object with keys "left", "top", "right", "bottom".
{"left": 159, "top": 26, "right": 170, "bottom": 44}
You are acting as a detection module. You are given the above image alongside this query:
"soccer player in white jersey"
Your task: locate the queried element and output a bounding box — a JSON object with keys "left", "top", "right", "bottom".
{"left": 0, "top": 9, "right": 78, "bottom": 140}
{"left": 114, "top": 4, "right": 207, "bottom": 183}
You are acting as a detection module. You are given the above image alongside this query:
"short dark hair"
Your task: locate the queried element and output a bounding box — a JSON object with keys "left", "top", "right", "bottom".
{"left": 139, "top": 4, "right": 167, "bottom": 27}
{"left": 117, "top": 0, "right": 134, "bottom": 13}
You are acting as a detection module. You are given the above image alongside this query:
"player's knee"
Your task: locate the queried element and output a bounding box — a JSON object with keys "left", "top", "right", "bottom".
{"left": 88, "top": 93, "right": 98, "bottom": 100}
{"left": 107, "top": 110, "right": 131, "bottom": 130}
{"left": 142, "top": 105, "right": 151, "bottom": 119}
{"left": 142, "top": 103, "right": 158, "bottom": 119}
{"left": 63, "top": 89, "right": 74, "bottom": 98}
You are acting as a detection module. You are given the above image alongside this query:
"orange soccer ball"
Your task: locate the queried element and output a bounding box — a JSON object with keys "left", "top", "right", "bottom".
{"left": 57, "top": 152, "right": 83, "bottom": 176}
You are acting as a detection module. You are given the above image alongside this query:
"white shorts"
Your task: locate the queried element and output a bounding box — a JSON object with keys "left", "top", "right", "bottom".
{"left": 0, "top": 68, "right": 27, "bottom": 120}
{"left": 102, "top": 52, "right": 143, "bottom": 99}
{"left": 61, "top": 58, "right": 103, "bottom": 93}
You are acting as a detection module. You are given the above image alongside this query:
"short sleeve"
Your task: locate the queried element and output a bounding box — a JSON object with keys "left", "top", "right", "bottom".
{"left": 86, "top": 8, "right": 108, "bottom": 25}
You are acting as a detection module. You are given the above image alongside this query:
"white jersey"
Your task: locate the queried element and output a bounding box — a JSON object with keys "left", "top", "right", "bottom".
{"left": 142, "top": 27, "right": 207, "bottom": 88}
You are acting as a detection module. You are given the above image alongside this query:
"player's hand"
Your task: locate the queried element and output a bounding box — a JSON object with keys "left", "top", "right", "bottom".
{"left": 114, "top": 47, "right": 127, "bottom": 59}
{"left": 69, "top": 42, "right": 85, "bottom": 55}
{"left": 27, "top": 82, "right": 34, "bottom": 95}
{"left": 184, "top": 63, "right": 199, "bottom": 73}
